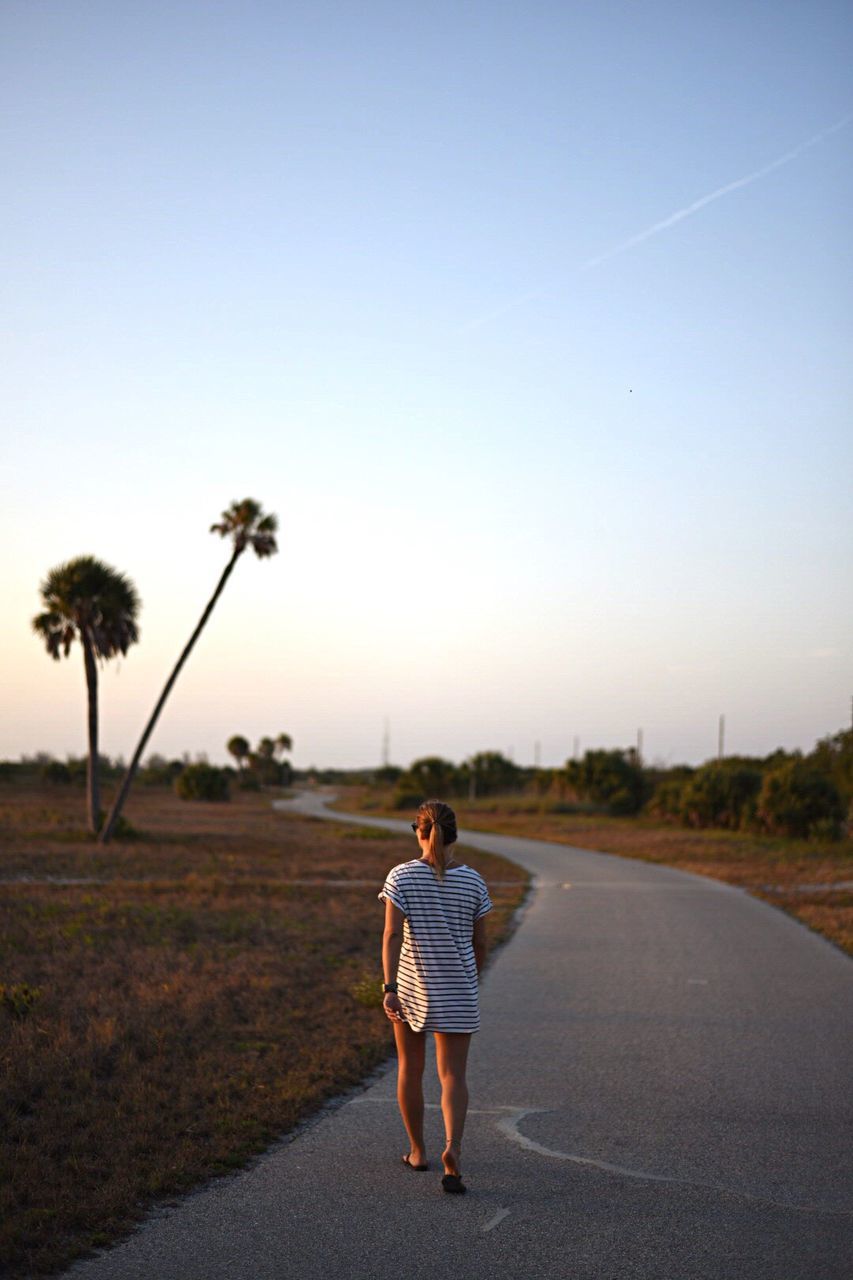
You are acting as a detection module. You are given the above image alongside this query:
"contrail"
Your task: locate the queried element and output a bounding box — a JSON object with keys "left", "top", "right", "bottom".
{"left": 582, "top": 112, "right": 852, "bottom": 270}
{"left": 457, "top": 113, "right": 851, "bottom": 331}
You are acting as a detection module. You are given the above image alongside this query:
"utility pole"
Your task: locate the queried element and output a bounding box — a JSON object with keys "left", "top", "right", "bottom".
{"left": 718, "top": 714, "right": 725, "bottom": 762}
{"left": 573, "top": 735, "right": 580, "bottom": 760}
{"left": 636, "top": 727, "right": 643, "bottom": 765}
{"left": 381, "top": 718, "right": 389, "bottom": 768}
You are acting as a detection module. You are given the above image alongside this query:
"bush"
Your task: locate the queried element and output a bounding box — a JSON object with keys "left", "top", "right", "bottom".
{"left": 401, "top": 757, "right": 462, "bottom": 798}
{"left": 648, "top": 778, "right": 688, "bottom": 823}
{"left": 140, "top": 757, "right": 185, "bottom": 786}
{"left": 0, "top": 983, "right": 42, "bottom": 1019}
{"left": 174, "top": 763, "right": 231, "bottom": 802}
{"left": 237, "top": 771, "right": 262, "bottom": 791}
{"left": 680, "top": 764, "right": 762, "bottom": 830}
{"left": 757, "top": 760, "right": 845, "bottom": 839}
{"left": 390, "top": 787, "right": 425, "bottom": 811}
{"left": 41, "top": 761, "right": 72, "bottom": 784}
{"left": 464, "top": 751, "right": 522, "bottom": 798}
{"left": 565, "top": 749, "right": 648, "bottom": 815}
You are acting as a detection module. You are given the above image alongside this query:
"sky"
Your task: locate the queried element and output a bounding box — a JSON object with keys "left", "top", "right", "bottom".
{"left": 2, "top": 1, "right": 851, "bottom": 772}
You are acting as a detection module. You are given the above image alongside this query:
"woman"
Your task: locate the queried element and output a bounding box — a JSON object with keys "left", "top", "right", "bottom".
{"left": 378, "top": 799, "right": 492, "bottom": 1194}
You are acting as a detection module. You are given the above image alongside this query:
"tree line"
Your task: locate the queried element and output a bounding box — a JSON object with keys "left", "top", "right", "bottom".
{"left": 375, "top": 725, "right": 852, "bottom": 840}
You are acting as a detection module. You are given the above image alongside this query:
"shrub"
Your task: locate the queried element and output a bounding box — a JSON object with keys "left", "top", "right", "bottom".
{"left": 680, "top": 764, "right": 762, "bottom": 830}
{"left": 464, "top": 751, "right": 523, "bottom": 798}
{"left": 41, "top": 761, "right": 72, "bottom": 784}
{"left": 390, "top": 787, "right": 424, "bottom": 811}
{"left": 565, "top": 749, "right": 648, "bottom": 815}
{"left": 237, "top": 771, "right": 262, "bottom": 791}
{"left": 402, "top": 756, "right": 462, "bottom": 798}
{"left": 174, "top": 763, "right": 231, "bottom": 802}
{"left": 1, "top": 983, "right": 42, "bottom": 1018}
{"left": 757, "top": 760, "right": 845, "bottom": 839}
{"left": 648, "top": 778, "right": 688, "bottom": 823}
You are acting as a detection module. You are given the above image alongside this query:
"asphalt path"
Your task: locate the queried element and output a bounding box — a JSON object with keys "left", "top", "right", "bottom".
{"left": 66, "top": 792, "right": 853, "bottom": 1280}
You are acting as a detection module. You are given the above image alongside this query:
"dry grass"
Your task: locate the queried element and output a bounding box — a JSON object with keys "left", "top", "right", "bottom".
{"left": 340, "top": 788, "right": 853, "bottom": 956}
{"left": 0, "top": 783, "right": 528, "bottom": 1278}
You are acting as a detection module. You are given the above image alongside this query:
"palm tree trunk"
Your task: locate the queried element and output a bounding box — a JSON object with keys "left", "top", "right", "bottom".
{"left": 82, "top": 630, "right": 100, "bottom": 834}
{"left": 99, "top": 546, "right": 243, "bottom": 843}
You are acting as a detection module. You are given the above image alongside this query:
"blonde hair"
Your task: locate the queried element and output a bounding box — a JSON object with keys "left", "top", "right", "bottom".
{"left": 415, "top": 799, "right": 458, "bottom": 881}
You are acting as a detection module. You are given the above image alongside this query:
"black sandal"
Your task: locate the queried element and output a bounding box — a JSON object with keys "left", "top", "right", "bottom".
{"left": 402, "top": 1154, "right": 429, "bottom": 1171}
{"left": 441, "top": 1173, "right": 466, "bottom": 1194}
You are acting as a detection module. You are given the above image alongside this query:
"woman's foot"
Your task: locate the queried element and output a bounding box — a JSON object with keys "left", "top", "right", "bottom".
{"left": 442, "top": 1143, "right": 461, "bottom": 1177}
{"left": 403, "top": 1148, "right": 428, "bottom": 1171}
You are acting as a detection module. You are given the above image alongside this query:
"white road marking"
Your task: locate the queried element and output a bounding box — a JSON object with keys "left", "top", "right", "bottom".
{"left": 495, "top": 1108, "right": 853, "bottom": 1216}
{"left": 481, "top": 1208, "right": 510, "bottom": 1232}
{"left": 350, "top": 1099, "right": 852, "bottom": 1215}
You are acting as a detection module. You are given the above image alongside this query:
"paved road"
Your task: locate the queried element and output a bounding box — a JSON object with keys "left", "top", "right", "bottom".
{"left": 66, "top": 793, "right": 853, "bottom": 1279}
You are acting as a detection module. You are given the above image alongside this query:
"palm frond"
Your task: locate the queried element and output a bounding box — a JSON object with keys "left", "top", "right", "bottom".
{"left": 32, "top": 555, "right": 141, "bottom": 662}
{"left": 209, "top": 498, "right": 279, "bottom": 558}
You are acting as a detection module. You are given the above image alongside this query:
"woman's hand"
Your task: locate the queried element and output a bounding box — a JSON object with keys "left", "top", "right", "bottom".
{"left": 383, "top": 992, "right": 406, "bottom": 1023}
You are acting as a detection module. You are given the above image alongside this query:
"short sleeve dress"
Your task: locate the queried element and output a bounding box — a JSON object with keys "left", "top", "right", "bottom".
{"left": 378, "top": 859, "right": 493, "bottom": 1033}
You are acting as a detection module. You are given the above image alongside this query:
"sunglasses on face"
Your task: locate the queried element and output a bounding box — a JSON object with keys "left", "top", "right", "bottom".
{"left": 411, "top": 822, "right": 431, "bottom": 834}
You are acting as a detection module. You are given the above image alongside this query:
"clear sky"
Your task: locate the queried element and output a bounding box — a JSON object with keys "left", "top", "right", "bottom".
{"left": 2, "top": 1, "right": 851, "bottom": 771}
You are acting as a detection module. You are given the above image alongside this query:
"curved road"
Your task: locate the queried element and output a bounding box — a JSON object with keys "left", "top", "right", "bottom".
{"left": 67, "top": 792, "right": 853, "bottom": 1280}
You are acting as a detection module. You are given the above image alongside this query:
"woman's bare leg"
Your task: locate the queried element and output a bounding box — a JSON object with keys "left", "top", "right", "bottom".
{"left": 392, "top": 1020, "right": 427, "bottom": 1164}
{"left": 434, "top": 1032, "right": 471, "bottom": 1175}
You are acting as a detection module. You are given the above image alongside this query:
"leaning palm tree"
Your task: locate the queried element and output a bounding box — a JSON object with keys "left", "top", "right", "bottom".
{"left": 32, "top": 556, "right": 141, "bottom": 834}
{"left": 99, "top": 499, "right": 278, "bottom": 843}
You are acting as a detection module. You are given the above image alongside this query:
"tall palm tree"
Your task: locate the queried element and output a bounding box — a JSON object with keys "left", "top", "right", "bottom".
{"left": 99, "top": 499, "right": 278, "bottom": 843}
{"left": 274, "top": 733, "right": 293, "bottom": 758}
{"left": 32, "top": 556, "right": 141, "bottom": 834}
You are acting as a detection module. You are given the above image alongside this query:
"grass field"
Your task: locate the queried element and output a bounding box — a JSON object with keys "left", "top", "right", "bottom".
{"left": 0, "top": 783, "right": 529, "bottom": 1279}
{"left": 343, "top": 787, "right": 853, "bottom": 956}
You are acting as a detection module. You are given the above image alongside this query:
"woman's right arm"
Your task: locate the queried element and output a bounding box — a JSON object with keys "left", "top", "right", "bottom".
{"left": 473, "top": 915, "right": 487, "bottom": 977}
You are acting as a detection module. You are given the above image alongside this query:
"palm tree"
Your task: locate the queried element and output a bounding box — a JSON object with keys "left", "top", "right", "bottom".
{"left": 99, "top": 498, "right": 278, "bottom": 843}
{"left": 32, "top": 556, "right": 141, "bottom": 834}
{"left": 227, "top": 734, "right": 250, "bottom": 773}
{"left": 274, "top": 733, "right": 293, "bottom": 758}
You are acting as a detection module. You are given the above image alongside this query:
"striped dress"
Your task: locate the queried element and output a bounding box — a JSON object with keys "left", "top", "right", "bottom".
{"left": 378, "top": 859, "right": 493, "bottom": 1033}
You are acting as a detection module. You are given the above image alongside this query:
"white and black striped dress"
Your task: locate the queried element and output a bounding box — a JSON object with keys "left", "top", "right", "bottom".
{"left": 378, "top": 859, "right": 493, "bottom": 1033}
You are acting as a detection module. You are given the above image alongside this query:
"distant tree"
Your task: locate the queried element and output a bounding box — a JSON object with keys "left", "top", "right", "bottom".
{"left": 405, "top": 757, "right": 460, "bottom": 797}
{"left": 807, "top": 727, "right": 853, "bottom": 806}
{"left": 175, "top": 762, "right": 231, "bottom": 802}
{"left": 99, "top": 499, "right": 278, "bottom": 843}
{"left": 565, "top": 748, "right": 647, "bottom": 815}
{"left": 464, "top": 751, "right": 522, "bottom": 798}
{"left": 32, "top": 555, "right": 140, "bottom": 834}
{"left": 243, "top": 733, "right": 292, "bottom": 786}
{"left": 374, "top": 765, "right": 403, "bottom": 785}
{"left": 680, "top": 763, "right": 763, "bottom": 830}
{"left": 227, "top": 735, "right": 251, "bottom": 772}
{"left": 757, "top": 759, "right": 844, "bottom": 839}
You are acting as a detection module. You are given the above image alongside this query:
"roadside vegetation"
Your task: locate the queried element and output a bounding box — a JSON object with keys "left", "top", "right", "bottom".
{"left": 0, "top": 779, "right": 528, "bottom": 1278}
{"left": 335, "top": 725, "right": 853, "bottom": 957}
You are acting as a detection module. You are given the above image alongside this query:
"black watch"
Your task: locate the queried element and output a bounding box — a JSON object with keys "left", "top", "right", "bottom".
{"left": 383, "top": 982, "right": 397, "bottom": 994}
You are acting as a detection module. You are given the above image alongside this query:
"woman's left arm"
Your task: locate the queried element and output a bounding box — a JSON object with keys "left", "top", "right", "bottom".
{"left": 382, "top": 899, "right": 406, "bottom": 1022}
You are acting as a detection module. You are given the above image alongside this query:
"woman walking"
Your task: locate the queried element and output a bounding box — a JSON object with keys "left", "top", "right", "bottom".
{"left": 378, "top": 799, "right": 492, "bottom": 1194}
